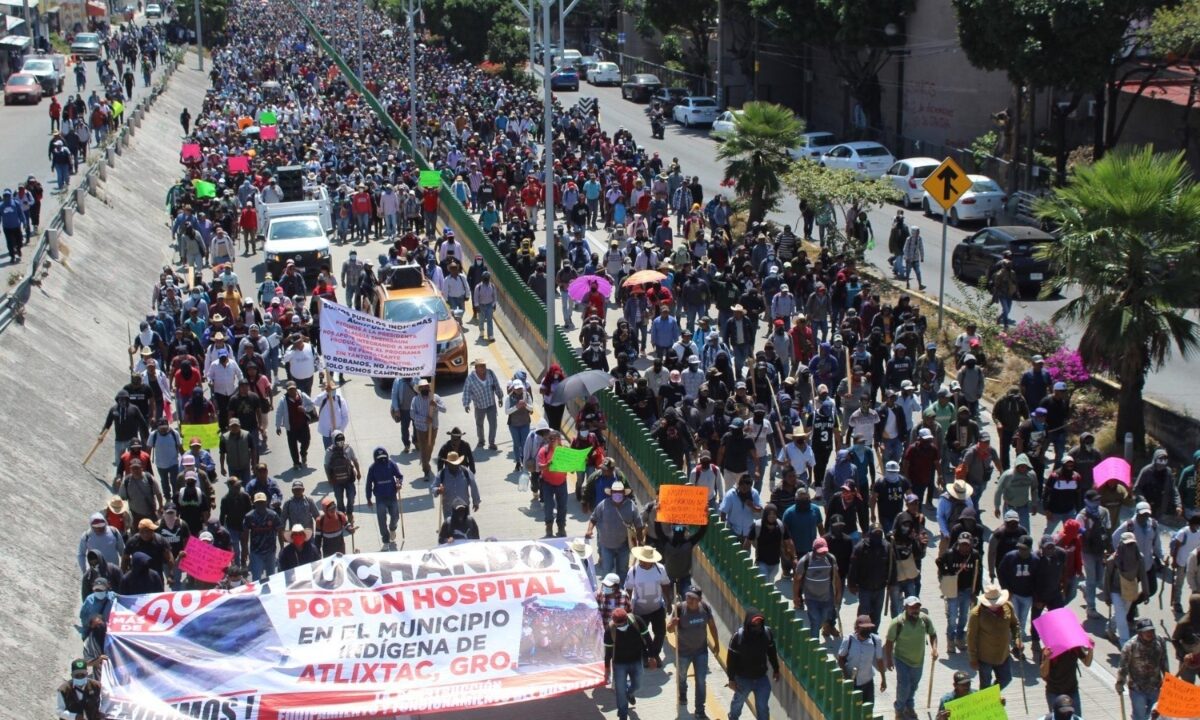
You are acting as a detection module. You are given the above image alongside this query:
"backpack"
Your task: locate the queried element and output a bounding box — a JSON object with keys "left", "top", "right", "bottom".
{"left": 326, "top": 446, "right": 352, "bottom": 485}
{"left": 1082, "top": 509, "right": 1110, "bottom": 556}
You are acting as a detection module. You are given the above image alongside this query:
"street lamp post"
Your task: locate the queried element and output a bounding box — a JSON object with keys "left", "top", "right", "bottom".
{"left": 356, "top": 0, "right": 364, "bottom": 80}
{"left": 400, "top": 0, "right": 422, "bottom": 152}
{"left": 193, "top": 0, "right": 203, "bottom": 70}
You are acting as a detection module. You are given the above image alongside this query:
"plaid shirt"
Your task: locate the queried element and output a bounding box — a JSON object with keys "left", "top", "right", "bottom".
{"left": 463, "top": 369, "right": 503, "bottom": 411}
{"left": 596, "top": 588, "right": 633, "bottom": 625}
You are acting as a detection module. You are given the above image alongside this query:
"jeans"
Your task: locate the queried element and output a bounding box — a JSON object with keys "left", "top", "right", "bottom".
{"left": 1048, "top": 429, "right": 1067, "bottom": 466}
{"left": 998, "top": 296, "right": 1014, "bottom": 327}
{"left": 473, "top": 404, "right": 498, "bottom": 445}
{"left": 882, "top": 436, "right": 904, "bottom": 463}
{"left": 598, "top": 543, "right": 631, "bottom": 580}
{"left": 889, "top": 580, "right": 920, "bottom": 618}
{"left": 1130, "top": 689, "right": 1158, "bottom": 720}
{"left": 478, "top": 303, "right": 495, "bottom": 338}
{"left": 612, "top": 660, "right": 641, "bottom": 719}
{"left": 811, "top": 319, "right": 828, "bottom": 341}
{"left": 333, "top": 482, "right": 357, "bottom": 516}
{"left": 637, "top": 606, "right": 667, "bottom": 660}
{"left": 156, "top": 464, "right": 180, "bottom": 499}
{"left": 248, "top": 549, "right": 276, "bottom": 581}
{"left": 285, "top": 427, "right": 311, "bottom": 466}
{"left": 55, "top": 163, "right": 70, "bottom": 190}
{"left": 447, "top": 295, "right": 466, "bottom": 314}
{"left": 978, "top": 658, "right": 1012, "bottom": 688}
{"left": 757, "top": 562, "right": 779, "bottom": 583}
{"left": 946, "top": 590, "right": 972, "bottom": 641}
{"left": 1012, "top": 594, "right": 1033, "bottom": 637}
{"left": 541, "top": 481, "right": 568, "bottom": 528}
{"left": 397, "top": 409, "right": 412, "bottom": 449}
{"left": 907, "top": 261, "right": 923, "bottom": 286}
{"left": 224, "top": 524, "right": 242, "bottom": 559}
{"left": 375, "top": 497, "right": 400, "bottom": 543}
{"left": 894, "top": 658, "right": 923, "bottom": 712}
{"left": 1082, "top": 553, "right": 1105, "bottom": 612}
{"left": 804, "top": 598, "right": 834, "bottom": 639}
{"left": 1111, "top": 592, "right": 1133, "bottom": 645}
{"left": 1044, "top": 512, "right": 1073, "bottom": 535}
{"left": 676, "top": 649, "right": 709, "bottom": 711}
{"left": 857, "top": 588, "right": 886, "bottom": 627}
{"left": 509, "top": 423, "right": 530, "bottom": 463}
{"left": 560, "top": 289, "right": 574, "bottom": 328}
{"left": 112, "top": 438, "right": 131, "bottom": 471}
{"left": 728, "top": 674, "right": 771, "bottom": 720}
{"left": 383, "top": 213, "right": 397, "bottom": 238}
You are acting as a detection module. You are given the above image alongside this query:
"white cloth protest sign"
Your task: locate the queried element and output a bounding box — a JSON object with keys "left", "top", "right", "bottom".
{"left": 319, "top": 298, "right": 437, "bottom": 377}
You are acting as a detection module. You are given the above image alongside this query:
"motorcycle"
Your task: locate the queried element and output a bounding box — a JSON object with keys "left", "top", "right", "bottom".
{"left": 650, "top": 112, "right": 664, "bottom": 139}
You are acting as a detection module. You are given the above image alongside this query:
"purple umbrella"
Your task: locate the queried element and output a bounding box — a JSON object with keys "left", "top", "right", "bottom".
{"left": 567, "top": 274, "right": 613, "bottom": 303}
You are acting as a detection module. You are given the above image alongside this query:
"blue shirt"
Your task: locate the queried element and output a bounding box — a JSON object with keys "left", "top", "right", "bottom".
{"left": 0, "top": 199, "right": 26, "bottom": 229}
{"left": 781, "top": 503, "right": 823, "bottom": 558}
{"left": 366, "top": 459, "right": 403, "bottom": 501}
{"left": 651, "top": 315, "right": 681, "bottom": 349}
{"left": 719, "top": 488, "right": 762, "bottom": 538}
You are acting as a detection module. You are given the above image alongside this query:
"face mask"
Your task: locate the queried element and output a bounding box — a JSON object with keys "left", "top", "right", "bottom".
{"left": 1137, "top": 515, "right": 1150, "bottom": 526}
{"left": 292, "top": 536, "right": 306, "bottom": 547}
{"left": 615, "top": 623, "right": 629, "bottom": 632}
{"left": 611, "top": 492, "right": 624, "bottom": 504}
{"left": 420, "top": 389, "right": 430, "bottom": 396}
{"left": 869, "top": 531, "right": 883, "bottom": 546}
{"left": 72, "top": 677, "right": 88, "bottom": 688}
{"left": 90, "top": 590, "right": 107, "bottom": 601}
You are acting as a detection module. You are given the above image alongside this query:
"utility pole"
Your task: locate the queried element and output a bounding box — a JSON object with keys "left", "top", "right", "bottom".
{"left": 557, "top": 0, "right": 580, "bottom": 58}
{"left": 541, "top": 0, "right": 555, "bottom": 371}
{"left": 714, "top": 0, "right": 722, "bottom": 107}
{"left": 401, "top": 0, "right": 422, "bottom": 152}
{"left": 356, "top": 0, "right": 364, "bottom": 80}
{"left": 193, "top": 0, "right": 203, "bottom": 70}
{"left": 513, "top": 0, "right": 536, "bottom": 76}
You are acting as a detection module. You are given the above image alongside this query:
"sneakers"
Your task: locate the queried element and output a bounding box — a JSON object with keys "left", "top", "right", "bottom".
{"left": 956, "top": 637, "right": 968, "bottom": 652}
{"left": 947, "top": 635, "right": 957, "bottom": 655}
{"left": 627, "top": 693, "right": 636, "bottom": 707}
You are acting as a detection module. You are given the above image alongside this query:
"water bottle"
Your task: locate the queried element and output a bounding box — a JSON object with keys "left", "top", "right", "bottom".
{"left": 518, "top": 471, "right": 530, "bottom": 492}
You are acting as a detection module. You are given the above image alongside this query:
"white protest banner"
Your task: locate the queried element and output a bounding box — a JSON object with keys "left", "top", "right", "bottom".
{"left": 319, "top": 298, "right": 437, "bottom": 377}
{"left": 100, "top": 540, "right": 603, "bottom": 720}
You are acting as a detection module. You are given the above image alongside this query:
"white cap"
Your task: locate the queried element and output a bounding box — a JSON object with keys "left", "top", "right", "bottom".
{"left": 601, "top": 573, "right": 621, "bottom": 588}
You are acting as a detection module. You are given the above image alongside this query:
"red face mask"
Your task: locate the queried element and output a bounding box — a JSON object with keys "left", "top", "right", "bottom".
{"left": 291, "top": 535, "right": 305, "bottom": 547}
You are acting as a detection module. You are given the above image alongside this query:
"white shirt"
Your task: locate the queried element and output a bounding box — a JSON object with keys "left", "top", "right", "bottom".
{"left": 443, "top": 273, "right": 470, "bottom": 300}
{"left": 206, "top": 358, "right": 243, "bottom": 396}
{"left": 776, "top": 443, "right": 816, "bottom": 483}
{"left": 311, "top": 390, "right": 350, "bottom": 438}
{"left": 625, "top": 562, "right": 670, "bottom": 614}
{"left": 282, "top": 343, "right": 318, "bottom": 379}
{"left": 689, "top": 465, "right": 723, "bottom": 501}
{"left": 1173, "top": 526, "right": 1200, "bottom": 565}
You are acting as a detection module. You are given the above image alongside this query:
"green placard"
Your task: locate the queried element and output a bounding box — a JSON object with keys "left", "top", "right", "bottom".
{"left": 192, "top": 180, "right": 217, "bottom": 199}
{"left": 419, "top": 170, "right": 442, "bottom": 188}
{"left": 180, "top": 423, "right": 221, "bottom": 451}
{"left": 944, "top": 684, "right": 1006, "bottom": 720}
{"left": 548, "top": 446, "right": 591, "bottom": 473}
{"left": 260, "top": 110, "right": 278, "bottom": 125}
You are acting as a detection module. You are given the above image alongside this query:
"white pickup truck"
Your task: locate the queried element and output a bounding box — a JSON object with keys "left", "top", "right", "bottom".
{"left": 256, "top": 184, "right": 333, "bottom": 236}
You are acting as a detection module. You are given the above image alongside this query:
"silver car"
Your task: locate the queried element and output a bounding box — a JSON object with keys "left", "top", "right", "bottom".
{"left": 819, "top": 141, "right": 896, "bottom": 180}
{"left": 70, "top": 32, "right": 101, "bottom": 60}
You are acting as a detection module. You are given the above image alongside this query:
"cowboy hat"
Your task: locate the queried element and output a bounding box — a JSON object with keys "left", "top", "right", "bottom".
{"left": 978, "top": 583, "right": 1010, "bottom": 608}
{"left": 568, "top": 538, "right": 597, "bottom": 562}
{"left": 289, "top": 523, "right": 313, "bottom": 540}
{"left": 107, "top": 495, "right": 126, "bottom": 514}
{"left": 444, "top": 451, "right": 465, "bottom": 466}
{"left": 605, "top": 480, "right": 627, "bottom": 495}
{"left": 947, "top": 479, "right": 971, "bottom": 500}
{"left": 631, "top": 545, "right": 662, "bottom": 564}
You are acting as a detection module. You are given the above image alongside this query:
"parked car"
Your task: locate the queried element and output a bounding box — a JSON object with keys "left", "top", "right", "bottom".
{"left": 586, "top": 61, "right": 621, "bottom": 86}
{"left": 710, "top": 110, "right": 740, "bottom": 137}
{"left": 4, "top": 73, "right": 42, "bottom": 105}
{"left": 549, "top": 67, "right": 579, "bottom": 91}
{"left": 672, "top": 96, "right": 719, "bottom": 127}
{"left": 819, "top": 141, "right": 896, "bottom": 179}
{"left": 883, "top": 157, "right": 941, "bottom": 207}
{"left": 923, "top": 174, "right": 1006, "bottom": 225}
{"left": 19, "top": 55, "right": 62, "bottom": 94}
{"left": 70, "top": 32, "right": 102, "bottom": 60}
{"left": 650, "top": 87, "right": 688, "bottom": 115}
{"left": 576, "top": 55, "right": 598, "bottom": 77}
{"left": 787, "top": 131, "right": 839, "bottom": 160}
{"left": 145, "top": 2, "right": 163, "bottom": 18}
{"left": 552, "top": 48, "right": 582, "bottom": 67}
{"left": 621, "top": 74, "right": 662, "bottom": 103}
{"left": 951, "top": 225, "right": 1055, "bottom": 291}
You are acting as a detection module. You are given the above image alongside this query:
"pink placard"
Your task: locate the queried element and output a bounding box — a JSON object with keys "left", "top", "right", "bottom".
{"left": 259, "top": 125, "right": 279, "bottom": 141}
{"left": 178, "top": 536, "right": 234, "bottom": 583}
{"left": 1094, "top": 456, "right": 1132, "bottom": 489}
{"left": 1031, "top": 607, "right": 1094, "bottom": 660}
{"left": 227, "top": 155, "right": 250, "bottom": 173}
{"left": 181, "top": 143, "right": 202, "bottom": 161}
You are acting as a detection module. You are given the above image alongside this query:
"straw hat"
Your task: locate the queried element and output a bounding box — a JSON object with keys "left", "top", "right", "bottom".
{"left": 107, "top": 496, "right": 126, "bottom": 514}
{"left": 444, "top": 451, "right": 465, "bottom": 466}
{"left": 289, "top": 523, "right": 313, "bottom": 540}
{"left": 568, "top": 538, "right": 596, "bottom": 562}
{"left": 947, "top": 479, "right": 971, "bottom": 500}
{"left": 978, "top": 583, "right": 1010, "bottom": 608}
{"left": 631, "top": 546, "right": 662, "bottom": 564}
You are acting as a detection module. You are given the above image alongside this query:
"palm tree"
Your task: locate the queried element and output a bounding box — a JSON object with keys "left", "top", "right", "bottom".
{"left": 715, "top": 101, "right": 802, "bottom": 224}
{"left": 1037, "top": 147, "right": 1200, "bottom": 450}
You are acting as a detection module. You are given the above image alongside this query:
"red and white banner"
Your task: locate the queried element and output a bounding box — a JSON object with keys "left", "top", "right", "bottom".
{"left": 319, "top": 298, "right": 437, "bottom": 377}
{"left": 101, "top": 541, "right": 604, "bottom": 719}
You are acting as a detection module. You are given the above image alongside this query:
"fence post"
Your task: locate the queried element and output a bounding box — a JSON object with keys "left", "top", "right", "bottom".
{"left": 62, "top": 205, "right": 74, "bottom": 236}
{"left": 45, "top": 226, "right": 61, "bottom": 260}
{"left": 74, "top": 186, "right": 87, "bottom": 214}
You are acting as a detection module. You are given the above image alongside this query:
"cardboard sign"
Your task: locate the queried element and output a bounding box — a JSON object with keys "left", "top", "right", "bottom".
{"left": 260, "top": 109, "right": 278, "bottom": 125}
{"left": 1157, "top": 672, "right": 1200, "bottom": 718}
{"left": 178, "top": 536, "right": 234, "bottom": 583}
{"left": 419, "top": 169, "right": 442, "bottom": 188}
{"left": 180, "top": 422, "right": 221, "bottom": 451}
{"left": 260, "top": 125, "right": 279, "bottom": 140}
{"left": 548, "top": 446, "right": 591, "bottom": 473}
{"left": 944, "top": 683, "right": 1006, "bottom": 720}
{"left": 227, "top": 155, "right": 250, "bottom": 174}
{"left": 656, "top": 484, "right": 710, "bottom": 525}
{"left": 180, "top": 143, "right": 201, "bottom": 161}
{"left": 1031, "top": 607, "right": 1094, "bottom": 660}
{"left": 191, "top": 180, "right": 217, "bottom": 199}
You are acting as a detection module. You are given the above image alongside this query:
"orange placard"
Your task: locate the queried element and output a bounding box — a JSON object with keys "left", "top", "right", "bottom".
{"left": 657, "top": 484, "right": 710, "bottom": 526}
{"left": 1157, "top": 672, "right": 1200, "bottom": 718}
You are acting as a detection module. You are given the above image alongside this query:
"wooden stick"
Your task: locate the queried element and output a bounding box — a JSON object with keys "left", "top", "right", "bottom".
{"left": 83, "top": 426, "right": 111, "bottom": 466}
{"left": 926, "top": 651, "right": 936, "bottom": 708}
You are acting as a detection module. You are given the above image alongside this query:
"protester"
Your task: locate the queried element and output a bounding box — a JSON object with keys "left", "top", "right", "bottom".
{"left": 725, "top": 607, "right": 781, "bottom": 720}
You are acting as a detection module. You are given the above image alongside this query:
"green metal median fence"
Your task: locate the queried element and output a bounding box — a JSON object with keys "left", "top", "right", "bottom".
{"left": 290, "top": 5, "right": 877, "bottom": 717}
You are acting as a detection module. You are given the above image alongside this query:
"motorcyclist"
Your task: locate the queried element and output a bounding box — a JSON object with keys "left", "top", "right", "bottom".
{"left": 650, "top": 103, "right": 665, "bottom": 139}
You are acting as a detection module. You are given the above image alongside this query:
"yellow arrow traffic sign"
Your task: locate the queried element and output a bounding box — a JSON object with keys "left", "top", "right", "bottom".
{"left": 922, "top": 157, "right": 972, "bottom": 212}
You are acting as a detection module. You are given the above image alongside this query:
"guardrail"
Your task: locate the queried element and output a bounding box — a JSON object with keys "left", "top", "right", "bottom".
{"left": 288, "top": 6, "right": 878, "bottom": 718}
{"left": 0, "top": 49, "right": 183, "bottom": 335}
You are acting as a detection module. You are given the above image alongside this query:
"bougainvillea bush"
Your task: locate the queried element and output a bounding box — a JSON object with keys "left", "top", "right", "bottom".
{"left": 998, "top": 318, "right": 1066, "bottom": 357}
{"left": 1044, "top": 347, "right": 1092, "bottom": 384}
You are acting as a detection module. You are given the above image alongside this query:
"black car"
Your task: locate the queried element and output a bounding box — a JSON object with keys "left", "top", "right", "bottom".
{"left": 621, "top": 73, "right": 662, "bottom": 103}
{"left": 951, "top": 225, "right": 1056, "bottom": 292}
{"left": 650, "top": 87, "right": 688, "bottom": 116}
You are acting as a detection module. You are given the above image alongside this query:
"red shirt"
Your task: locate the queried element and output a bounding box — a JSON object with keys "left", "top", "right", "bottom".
{"left": 537, "top": 445, "right": 567, "bottom": 486}
{"left": 421, "top": 188, "right": 439, "bottom": 213}
{"left": 352, "top": 191, "right": 372, "bottom": 214}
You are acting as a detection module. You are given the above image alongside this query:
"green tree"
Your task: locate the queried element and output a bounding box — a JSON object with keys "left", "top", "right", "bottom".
{"left": 749, "top": 0, "right": 912, "bottom": 133}
{"left": 1036, "top": 148, "right": 1200, "bottom": 451}
{"left": 486, "top": 22, "right": 531, "bottom": 77}
{"left": 782, "top": 157, "right": 902, "bottom": 247}
{"left": 1147, "top": 0, "right": 1200, "bottom": 154}
{"left": 716, "top": 102, "right": 803, "bottom": 224}
{"left": 413, "top": 0, "right": 523, "bottom": 63}
{"left": 180, "top": 0, "right": 229, "bottom": 41}
{"left": 629, "top": 0, "right": 716, "bottom": 76}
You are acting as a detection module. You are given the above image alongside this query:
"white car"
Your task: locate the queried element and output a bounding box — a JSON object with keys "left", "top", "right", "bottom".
{"left": 710, "top": 110, "right": 740, "bottom": 138}
{"left": 554, "top": 48, "right": 582, "bottom": 67}
{"left": 586, "top": 61, "right": 621, "bottom": 86}
{"left": 145, "top": 2, "right": 162, "bottom": 17}
{"left": 819, "top": 141, "right": 896, "bottom": 179}
{"left": 788, "top": 131, "right": 839, "bottom": 160}
{"left": 672, "top": 96, "right": 719, "bottom": 127}
{"left": 883, "top": 157, "right": 941, "bottom": 207}
{"left": 922, "top": 174, "right": 1006, "bottom": 225}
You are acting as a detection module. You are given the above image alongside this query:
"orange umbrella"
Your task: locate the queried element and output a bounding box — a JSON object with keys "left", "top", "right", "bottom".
{"left": 621, "top": 270, "right": 667, "bottom": 287}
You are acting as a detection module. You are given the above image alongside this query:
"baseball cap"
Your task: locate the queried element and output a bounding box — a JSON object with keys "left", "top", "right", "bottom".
{"left": 1053, "top": 381, "right": 1068, "bottom": 391}
{"left": 1004, "top": 509, "right": 1019, "bottom": 522}
{"left": 903, "top": 596, "right": 921, "bottom": 607}
{"left": 612, "top": 608, "right": 629, "bottom": 623}
{"left": 253, "top": 492, "right": 268, "bottom": 503}
{"left": 291, "top": 479, "right": 304, "bottom": 489}
{"left": 918, "top": 428, "right": 933, "bottom": 440}
{"left": 813, "top": 538, "right": 828, "bottom": 554}
{"left": 952, "top": 671, "right": 971, "bottom": 686}
{"left": 1136, "top": 501, "right": 1151, "bottom": 515}
{"left": 601, "top": 573, "right": 621, "bottom": 588}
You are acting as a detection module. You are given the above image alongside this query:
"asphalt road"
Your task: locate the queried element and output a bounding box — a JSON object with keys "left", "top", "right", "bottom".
{"left": 0, "top": 17, "right": 172, "bottom": 244}
{"left": 551, "top": 76, "right": 1200, "bottom": 413}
